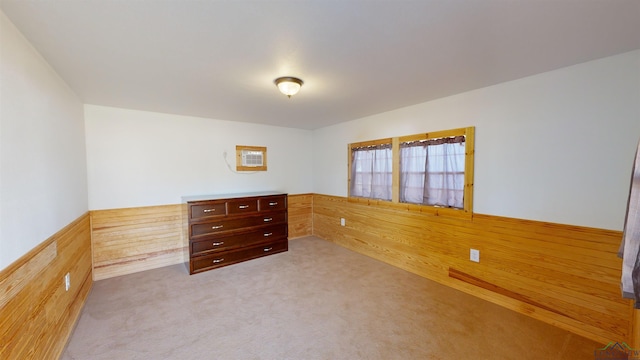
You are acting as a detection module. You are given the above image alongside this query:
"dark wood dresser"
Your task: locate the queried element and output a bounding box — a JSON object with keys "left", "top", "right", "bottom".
{"left": 182, "top": 192, "right": 288, "bottom": 274}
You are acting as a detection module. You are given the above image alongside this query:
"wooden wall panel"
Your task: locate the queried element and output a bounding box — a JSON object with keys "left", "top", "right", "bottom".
{"left": 312, "top": 194, "right": 629, "bottom": 345}
{"left": 0, "top": 213, "right": 92, "bottom": 360}
{"left": 91, "top": 194, "right": 315, "bottom": 280}
{"left": 288, "top": 194, "right": 313, "bottom": 239}
{"left": 91, "top": 204, "right": 184, "bottom": 280}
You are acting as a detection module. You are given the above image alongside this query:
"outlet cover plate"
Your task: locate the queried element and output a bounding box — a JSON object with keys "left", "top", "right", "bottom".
{"left": 470, "top": 249, "right": 480, "bottom": 263}
{"left": 64, "top": 273, "right": 70, "bottom": 291}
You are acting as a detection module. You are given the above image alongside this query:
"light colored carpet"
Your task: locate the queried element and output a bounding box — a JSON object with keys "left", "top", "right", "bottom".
{"left": 62, "top": 236, "right": 600, "bottom": 359}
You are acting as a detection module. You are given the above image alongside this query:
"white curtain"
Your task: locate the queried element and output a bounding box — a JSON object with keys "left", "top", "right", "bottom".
{"left": 351, "top": 146, "right": 392, "bottom": 201}
{"left": 619, "top": 139, "right": 640, "bottom": 307}
{"left": 400, "top": 146, "right": 428, "bottom": 204}
{"left": 400, "top": 140, "right": 465, "bottom": 208}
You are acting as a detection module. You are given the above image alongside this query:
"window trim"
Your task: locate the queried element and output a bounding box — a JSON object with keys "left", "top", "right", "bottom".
{"left": 348, "top": 127, "right": 475, "bottom": 219}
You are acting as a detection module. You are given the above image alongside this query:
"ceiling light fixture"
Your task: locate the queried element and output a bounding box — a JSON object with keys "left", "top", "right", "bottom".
{"left": 274, "top": 76, "right": 303, "bottom": 98}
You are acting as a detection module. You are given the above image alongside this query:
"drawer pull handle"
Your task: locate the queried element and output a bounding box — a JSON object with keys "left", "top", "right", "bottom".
{"left": 211, "top": 225, "right": 224, "bottom": 230}
{"left": 238, "top": 205, "right": 249, "bottom": 209}
{"left": 212, "top": 241, "right": 224, "bottom": 246}
{"left": 264, "top": 232, "right": 273, "bottom": 237}
{"left": 212, "top": 258, "right": 224, "bottom": 264}
{"left": 269, "top": 202, "right": 278, "bottom": 206}
{"left": 263, "top": 217, "right": 273, "bottom": 222}
{"left": 263, "top": 247, "right": 273, "bottom": 252}
{"left": 203, "top": 209, "right": 216, "bottom": 213}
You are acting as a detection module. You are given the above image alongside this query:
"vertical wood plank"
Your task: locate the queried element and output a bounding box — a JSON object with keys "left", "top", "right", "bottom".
{"left": 463, "top": 126, "right": 474, "bottom": 214}
{"left": 392, "top": 137, "right": 400, "bottom": 203}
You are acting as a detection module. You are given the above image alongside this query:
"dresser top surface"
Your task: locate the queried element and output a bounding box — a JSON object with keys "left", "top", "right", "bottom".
{"left": 182, "top": 191, "right": 287, "bottom": 203}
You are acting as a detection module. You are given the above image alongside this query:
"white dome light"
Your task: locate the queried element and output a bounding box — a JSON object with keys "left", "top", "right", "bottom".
{"left": 274, "top": 77, "right": 303, "bottom": 98}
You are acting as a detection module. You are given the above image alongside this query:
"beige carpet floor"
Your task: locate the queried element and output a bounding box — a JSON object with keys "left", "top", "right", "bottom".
{"left": 61, "top": 236, "right": 602, "bottom": 359}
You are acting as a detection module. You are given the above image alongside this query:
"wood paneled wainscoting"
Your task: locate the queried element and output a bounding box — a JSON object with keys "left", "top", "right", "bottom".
{"left": 91, "top": 204, "right": 184, "bottom": 280}
{"left": 288, "top": 193, "right": 313, "bottom": 239}
{"left": 91, "top": 194, "right": 314, "bottom": 280}
{"left": 0, "top": 213, "right": 92, "bottom": 360}
{"left": 312, "top": 194, "right": 632, "bottom": 345}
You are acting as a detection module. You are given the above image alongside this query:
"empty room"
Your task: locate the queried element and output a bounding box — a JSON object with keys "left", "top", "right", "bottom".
{"left": 2, "top": 1, "right": 640, "bottom": 359}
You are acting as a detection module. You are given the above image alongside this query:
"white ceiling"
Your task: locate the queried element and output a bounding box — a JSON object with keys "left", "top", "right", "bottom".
{"left": 2, "top": 1, "right": 639, "bottom": 130}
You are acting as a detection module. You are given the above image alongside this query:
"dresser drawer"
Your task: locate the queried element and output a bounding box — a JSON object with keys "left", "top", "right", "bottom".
{"left": 191, "top": 239, "right": 288, "bottom": 273}
{"left": 190, "top": 201, "right": 226, "bottom": 220}
{"left": 191, "top": 224, "right": 287, "bottom": 256}
{"left": 256, "top": 211, "right": 287, "bottom": 226}
{"left": 190, "top": 211, "right": 286, "bottom": 238}
{"left": 227, "top": 198, "right": 258, "bottom": 215}
{"left": 259, "top": 195, "right": 287, "bottom": 212}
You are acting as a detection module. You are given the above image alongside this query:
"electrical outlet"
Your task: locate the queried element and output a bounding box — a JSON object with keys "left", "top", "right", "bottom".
{"left": 470, "top": 249, "right": 480, "bottom": 263}
{"left": 64, "top": 273, "right": 70, "bottom": 291}
{"left": 340, "top": 218, "right": 346, "bottom": 226}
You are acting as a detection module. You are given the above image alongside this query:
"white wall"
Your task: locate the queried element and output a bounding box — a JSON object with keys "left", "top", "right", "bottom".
{"left": 85, "top": 105, "right": 314, "bottom": 210}
{"left": 313, "top": 50, "right": 640, "bottom": 231}
{"left": 0, "top": 11, "right": 88, "bottom": 269}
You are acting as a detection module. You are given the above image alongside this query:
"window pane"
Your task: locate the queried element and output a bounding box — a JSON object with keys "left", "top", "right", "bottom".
{"left": 351, "top": 147, "right": 392, "bottom": 200}
{"left": 400, "top": 139, "right": 465, "bottom": 208}
{"left": 399, "top": 146, "right": 427, "bottom": 203}
{"left": 425, "top": 142, "right": 465, "bottom": 208}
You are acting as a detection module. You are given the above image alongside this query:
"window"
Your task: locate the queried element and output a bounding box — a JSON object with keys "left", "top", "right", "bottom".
{"left": 349, "top": 139, "right": 393, "bottom": 201}
{"left": 400, "top": 135, "right": 466, "bottom": 208}
{"left": 348, "top": 127, "right": 474, "bottom": 216}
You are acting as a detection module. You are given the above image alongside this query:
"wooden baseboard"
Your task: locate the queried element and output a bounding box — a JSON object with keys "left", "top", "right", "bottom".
{"left": 0, "top": 212, "right": 92, "bottom": 360}
{"left": 312, "top": 193, "right": 628, "bottom": 345}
